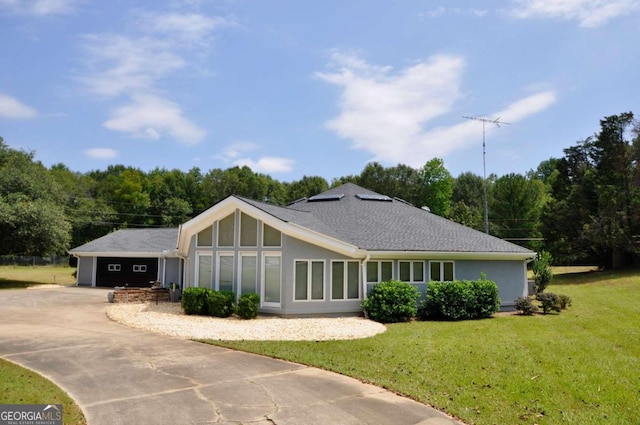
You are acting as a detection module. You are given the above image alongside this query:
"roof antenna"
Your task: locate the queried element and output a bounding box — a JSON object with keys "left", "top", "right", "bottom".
{"left": 462, "top": 116, "right": 510, "bottom": 234}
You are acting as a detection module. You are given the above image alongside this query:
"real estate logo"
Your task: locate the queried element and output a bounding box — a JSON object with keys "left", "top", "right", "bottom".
{"left": 0, "top": 404, "right": 62, "bottom": 425}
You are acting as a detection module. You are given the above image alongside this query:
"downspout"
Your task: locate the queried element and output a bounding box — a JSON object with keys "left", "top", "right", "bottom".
{"left": 361, "top": 253, "right": 371, "bottom": 300}
{"left": 524, "top": 256, "right": 535, "bottom": 297}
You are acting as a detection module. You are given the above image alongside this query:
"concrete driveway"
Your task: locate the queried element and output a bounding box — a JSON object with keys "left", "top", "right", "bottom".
{"left": 0, "top": 287, "right": 462, "bottom": 425}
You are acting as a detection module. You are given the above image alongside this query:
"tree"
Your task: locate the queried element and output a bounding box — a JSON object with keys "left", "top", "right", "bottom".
{"left": 285, "top": 176, "right": 329, "bottom": 204}
{"left": 0, "top": 139, "right": 71, "bottom": 255}
{"left": 418, "top": 158, "right": 453, "bottom": 217}
{"left": 532, "top": 251, "right": 553, "bottom": 294}
{"left": 450, "top": 172, "right": 484, "bottom": 230}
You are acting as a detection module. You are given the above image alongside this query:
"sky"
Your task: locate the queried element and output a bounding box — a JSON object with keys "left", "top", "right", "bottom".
{"left": 0, "top": 0, "right": 638, "bottom": 183}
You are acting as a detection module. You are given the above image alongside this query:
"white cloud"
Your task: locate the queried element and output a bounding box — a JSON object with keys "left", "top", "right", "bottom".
{"left": 509, "top": 0, "right": 640, "bottom": 27}
{"left": 85, "top": 148, "right": 117, "bottom": 160}
{"left": 216, "top": 142, "right": 260, "bottom": 161}
{"left": 233, "top": 157, "right": 294, "bottom": 174}
{"left": 0, "top": 0, "right": 78, "bottom": 16}
{"left": 317, "top": 52, "right": 557, "bottom": 168}
{"left": 134, "top": 11, "right": 232, "bottom": 46}
{"left": 103, "top": 94, "right": 206, "bottom": 144}
{"left": 420, "top": 7, "right": 488, "bottom": 19}
{"left": 0, "top": 93, "right": 37, "bottom": 119}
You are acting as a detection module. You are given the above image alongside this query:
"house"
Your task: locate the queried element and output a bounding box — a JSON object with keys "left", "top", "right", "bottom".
{"left": 70, "top": 183, "right": 535, "bottom": 315}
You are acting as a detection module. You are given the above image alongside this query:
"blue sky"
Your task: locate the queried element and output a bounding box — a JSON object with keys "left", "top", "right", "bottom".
{"left": 1, "top": 0, "right": 638, "bottom": 182}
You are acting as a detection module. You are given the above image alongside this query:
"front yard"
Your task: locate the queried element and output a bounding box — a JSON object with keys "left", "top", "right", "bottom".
{"left": 209, "top": 269, "right": 640, "bottom": 425}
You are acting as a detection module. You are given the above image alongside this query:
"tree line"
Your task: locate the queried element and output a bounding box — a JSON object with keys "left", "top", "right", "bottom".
{"left": 1, "top": 112, "right": 638, "bottom": 269}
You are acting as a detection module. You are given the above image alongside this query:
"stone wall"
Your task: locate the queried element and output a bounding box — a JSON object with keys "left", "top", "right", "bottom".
{"left": 113, "top": 288, "right": 170, "bottom": 303}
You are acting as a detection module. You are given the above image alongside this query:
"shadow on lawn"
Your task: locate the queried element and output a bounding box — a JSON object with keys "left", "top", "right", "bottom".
{"left": 0, "top": 278, "right": 45, "bottom": 289}
{"left": 552, "top": 267, "right": 638, "bottom": 286}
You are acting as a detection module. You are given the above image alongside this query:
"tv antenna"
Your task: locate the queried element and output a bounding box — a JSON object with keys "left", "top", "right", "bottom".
{"left": 462, "top": 116, "right": 510, "bottom": 234}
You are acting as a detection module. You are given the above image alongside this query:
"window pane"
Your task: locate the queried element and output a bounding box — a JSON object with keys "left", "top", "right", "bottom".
{"left": 366, "top": 262, "right": 378, "bottom": 282}
{"left": 414, "top": 262, "right": 424, "bottom": 282}
{"left": 218, "top": 214, "right": 235, "bottom": 247}
{"left": 197, "top": 225, "right": 213, "bottom": 247}
{"left": 240, "top": 213, "right": 258, "bottom": 247}
{"left": 198, "top": 255, "right": 212, "bottom": 288}
{"left": 332, "top": 262, "right": 344, "bottom": 300}
{"left": 241, "top": 255, "right": 257, "bottom": 295}
{"left": 430, "top": 262, "right": 440, "bottom": 281}
{"left": 295, "top": 261, "right": 308, "bottom": 300}
{"left": 381, "top": 262, "right": 393, "bottom": 282}
{"left": 263, "top": 224, "right": 281, "bottom": 247}
{"left": 264, "top": 256, "right": 281, "bottom": 303}
{"left": 399, "top": 262, "right": 410, "bottom": 281}
{"left": 444, "top": 262, "right": 454, "bottom": 281}
{"left": 311, "top": 261, "right": 324, "bottom": 300}
{"left": 219, "top": 255, "right": 234, "bottom": 292}
{"left": 347, "top": 262, "right": 359, "bottom": 299}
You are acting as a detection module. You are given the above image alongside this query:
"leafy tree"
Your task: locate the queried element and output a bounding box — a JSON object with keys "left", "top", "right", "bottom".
{"left": 450, "top": 172, "right": 484, "bottom": 230}
{"left": 285, "top": 175, "right": 329, "bottom": 203}
{"left": 0, "top": 138, "right": 71, "bottom": 255}
{"left": 532, "top": 251, "right": 553, "bottom": 294}
{"left": 419, "top": 158, "right": 453, "bottom": 217}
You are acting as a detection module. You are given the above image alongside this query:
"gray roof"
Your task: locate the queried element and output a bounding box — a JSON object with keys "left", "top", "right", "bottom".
{"left": 69, "top": 228, "right": 178, "bottom": 254}
{"left": 244, "top": 183, "right": 532, "bottom": 254}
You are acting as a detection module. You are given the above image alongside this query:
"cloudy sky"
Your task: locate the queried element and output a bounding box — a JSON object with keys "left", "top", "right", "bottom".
{"left": 1, "top": 0, "right": 638, "bottom": 181}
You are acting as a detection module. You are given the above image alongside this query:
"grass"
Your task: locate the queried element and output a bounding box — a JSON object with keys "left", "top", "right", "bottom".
{"left": 208, "top": 268, "right": 640, "bottom": 425}
{"left": 0, "top": 358, "right": 86, "bottom": 424}
{"left": 0, "top": 265, "right": 76, "bottom": 289}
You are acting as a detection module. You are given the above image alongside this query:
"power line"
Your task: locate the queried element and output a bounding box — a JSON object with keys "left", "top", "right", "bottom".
{"left": 462, "top": 116, "right": 511, "bottom": 234}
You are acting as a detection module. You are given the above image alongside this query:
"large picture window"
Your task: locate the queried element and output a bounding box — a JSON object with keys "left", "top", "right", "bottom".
{"left": 240, "top": 254, "right": 257, "bottom": 295}
{"left": 240, "top": 212, "right": 258, "bottom": 247}
{"left": 295, "top": 260, "right": 324, "bottom": 301}
{"left": 217, "top": 253, "right": 234, "bottom": 292}
{"left": 430, "top": 261, "right": 454, "bottom": 281}
{"left": 263, "top": 254, "right": 281, "bottom": 305}
{"left": 331, "top": 261, "right": 359, "bottom": 300}
{"left": 217, "top": 213, "right": 235, "bottom": 247}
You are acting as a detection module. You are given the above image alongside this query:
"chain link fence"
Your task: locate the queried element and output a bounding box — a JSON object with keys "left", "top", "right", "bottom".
{"left": 0, "top": 255, "right": 71, "bottom": 266}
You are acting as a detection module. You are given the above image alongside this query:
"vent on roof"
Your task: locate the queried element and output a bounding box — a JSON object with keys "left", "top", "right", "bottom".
{"left": 356, "top": 193, "right": 392, "bottom": 202}
{"left": 307, "top": 194, "right": 344, "bottom": 202}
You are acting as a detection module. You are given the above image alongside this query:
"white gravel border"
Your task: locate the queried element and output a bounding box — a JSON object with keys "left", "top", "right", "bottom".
{"left": 106, "top": 302, "right": 386, "bottom": 341}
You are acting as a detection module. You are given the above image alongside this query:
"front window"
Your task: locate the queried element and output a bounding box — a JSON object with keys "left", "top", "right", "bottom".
{"left": 263, "top": 223, "right": 281, "bottom": 247}
{"left": 331, "top": 261, "right": 360, "bottom": 300}
{"left": 197, "top": 225, "right": 213, "bottom": 247}
{"left": 430, "top": 261, "right": 454, "bottom": 281}
{"left": 263, "top": 254, "right": 281, "bottom": 305}
{"left": 399, "top": 261, "right": 425, "bottom": 283}
{"left": 240, "top": 212, "right": 258, "bottom": 247}
{"left": 366, "top": 261, "right": 393, "bottom": 283}
{"left": 217, "top": 254, "right": 234, "bottom": 292}
{"left": 218, "top": 213, "right": 235, "bottom": 247}
{"left": 295, "top": 260, "right": 324, "bottom": 301}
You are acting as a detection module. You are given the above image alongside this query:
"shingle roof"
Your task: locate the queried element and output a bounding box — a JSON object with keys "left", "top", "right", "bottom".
{"left": 248, "top": 183, "right": 532, "bottom": 254}
{"left": 69, "top": 228, "right": 178, "bottom": 254}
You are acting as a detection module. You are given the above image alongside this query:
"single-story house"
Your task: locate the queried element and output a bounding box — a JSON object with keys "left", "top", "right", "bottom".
{"left": 70, "top": 183, "right": 535, "bottom": 315}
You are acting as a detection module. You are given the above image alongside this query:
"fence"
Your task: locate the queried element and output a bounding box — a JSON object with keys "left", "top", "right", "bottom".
{"left": 0, "top": 255, "right": 71, "bottom": 266}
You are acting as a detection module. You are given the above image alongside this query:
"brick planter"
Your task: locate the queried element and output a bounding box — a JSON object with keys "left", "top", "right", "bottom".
{"left": 113, "top": 288, "right": 170, "bottom": 303}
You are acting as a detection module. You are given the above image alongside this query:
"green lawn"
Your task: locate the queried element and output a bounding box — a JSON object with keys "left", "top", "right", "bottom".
{"left": 0, "top": 265, "right": 76, "bottom": 289}
{"left": 209, "top": 269, "right": 640, "bottom": 425}
{"left": 0, "top": 358, "right": 86, "bottom": 424}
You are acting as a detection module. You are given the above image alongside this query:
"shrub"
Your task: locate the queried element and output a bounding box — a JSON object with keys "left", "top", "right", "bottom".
{"left": 423, "top": 276, "right": 500, "bottom": 320}
{"left": 558, "top": 294, "right": 572, "bottom": 310}
{"left": 236, "top": 293, "right": 260, "bottom": 319}
{"left": 536, "top": 292, "right": 561, "bottom": 314}
{"left": 514, "top": 296, "right": 539, "bottom": 315}
{"left": 206, "top": 290, "right": 236, "bottom": 318}
{"left": 181, "top": 287, "right": 210, "bottom": 315}
{"left": 361, "top": 280, "right": 420, "bottom": 323}
{"left": 532, "top": 251, "right": 553, "bottom": 294}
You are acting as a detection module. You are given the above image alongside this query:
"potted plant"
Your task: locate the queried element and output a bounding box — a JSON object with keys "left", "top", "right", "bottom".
{"left": 168, "top": 282, "right": 180, "bottom": 302}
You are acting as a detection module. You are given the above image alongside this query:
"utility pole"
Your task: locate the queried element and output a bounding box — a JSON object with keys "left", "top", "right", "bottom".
{"left": 462, "top": 116, "right": 510, "bottom": 234}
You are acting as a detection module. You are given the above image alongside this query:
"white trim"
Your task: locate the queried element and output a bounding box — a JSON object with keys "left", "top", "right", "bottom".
{"left": 398, "top": 260, "right": 426, "bottom": 283}
{"left": 293, "top": 259, "right": 326, "bottom": 302}
{"left": 429, "top": 260, "right": 455, "bottom": 281}
{"left": 366, "top": 251, "right": 535, "bottom": 261}
{"left": 92, "top": 256, "right": 97, "bottom": 287}
{"left": 365, "top": 260, "right": 393, "bottom": 284}
{"left": 70, "top": 251, "right": 179, "bottom": 258}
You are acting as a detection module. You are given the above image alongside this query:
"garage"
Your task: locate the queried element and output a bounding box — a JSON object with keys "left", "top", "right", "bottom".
{"left": 96, "top": 257, "right": 159, "bottom": 287}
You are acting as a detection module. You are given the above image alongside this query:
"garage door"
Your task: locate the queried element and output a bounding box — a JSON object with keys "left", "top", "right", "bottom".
{"left": 96, "top": 257, "right": 159, "bottom": 287}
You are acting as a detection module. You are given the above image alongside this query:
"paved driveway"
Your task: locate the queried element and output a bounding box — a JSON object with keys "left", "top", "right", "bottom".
{"left": 0, "top": 287, "right": 462, "bottom": 425}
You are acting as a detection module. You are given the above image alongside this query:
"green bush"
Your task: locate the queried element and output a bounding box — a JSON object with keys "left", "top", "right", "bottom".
{"left": 423, "top": 276, "right": 500, "bottom": 320}
{"left": 558, "top": 294, "right": 572, "bottom": 309}
{"left": 532, "top": 251, "right": 553, "bottom": 294}
{"left": 536, "top": 292, "right": 561, "bottom": 314}
{"left": 514, "top": 296, "right": 539, "bottom": 315}
{"left": 206, "top": 290, "right": 236, "bottom": 318}
{"left": 181, "top": 287, "right": 210, "bottom": 315}
{"left": 361, "top": 280, "right": 420, "bottom": 323}
{"left": 236, "top": 293, "right": 260, "bottom": 319}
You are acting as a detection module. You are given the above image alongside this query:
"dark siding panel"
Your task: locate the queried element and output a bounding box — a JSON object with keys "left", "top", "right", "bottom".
{"left": 96, "top": 257, "right": 158, "bottom": 287}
